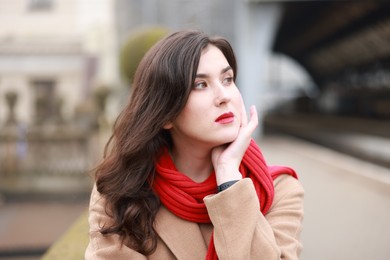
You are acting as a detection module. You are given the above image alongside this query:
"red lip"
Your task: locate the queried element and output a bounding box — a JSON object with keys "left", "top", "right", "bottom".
{"left": 215, "top": 112, "right": 234, "bottom": 124}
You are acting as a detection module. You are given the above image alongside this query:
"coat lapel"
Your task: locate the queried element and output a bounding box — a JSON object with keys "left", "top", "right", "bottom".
{"left": 155, "top": 206, "right": 208, "bottom": 260}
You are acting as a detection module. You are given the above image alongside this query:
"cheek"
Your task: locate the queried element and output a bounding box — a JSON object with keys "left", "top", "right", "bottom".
{"left": 183, "top": 95, "right": 208, "bottom": 117}
{"left": 175, "top": 98, "right": 205, "bottom": 126}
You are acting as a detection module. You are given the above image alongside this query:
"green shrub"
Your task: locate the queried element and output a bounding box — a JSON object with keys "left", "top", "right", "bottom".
{"left": 120, "top": 27, "right": 169, "bottom": 84}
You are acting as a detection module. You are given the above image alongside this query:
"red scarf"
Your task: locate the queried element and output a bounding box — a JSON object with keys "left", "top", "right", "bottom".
{"left": 153, "top": 139, "right": 297, "bottom": 259}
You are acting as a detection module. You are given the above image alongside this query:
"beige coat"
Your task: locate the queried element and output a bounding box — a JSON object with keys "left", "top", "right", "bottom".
{"left": 85, "top": 175, "right": 304, "bottom": 259}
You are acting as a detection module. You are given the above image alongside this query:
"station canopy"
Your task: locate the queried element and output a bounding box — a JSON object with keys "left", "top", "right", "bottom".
{"left": 272, "top": 1, "right": 390, "bottom": 89}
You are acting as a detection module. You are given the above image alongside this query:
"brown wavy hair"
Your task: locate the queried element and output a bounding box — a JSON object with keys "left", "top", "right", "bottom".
{"left": 95, "top": 30, "right": 238, "bottom": 255}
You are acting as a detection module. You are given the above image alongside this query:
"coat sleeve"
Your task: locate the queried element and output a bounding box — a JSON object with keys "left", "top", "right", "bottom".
{"left": 204, "top": 174, "right": 304, "bottom": 260}
{"left": 85, "top": 184, "right": 148, "bottom": 260}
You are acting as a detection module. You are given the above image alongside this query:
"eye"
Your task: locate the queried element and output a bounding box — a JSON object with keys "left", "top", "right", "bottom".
{"left": 194, "top": 81, "right": 207, "bottom": 89}
{"left": 222, "top": 77, "right": 234, "bottom": 86}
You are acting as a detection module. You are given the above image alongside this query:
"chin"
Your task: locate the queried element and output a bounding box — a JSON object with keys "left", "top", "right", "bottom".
{"left": 217, "top": 129, "right": 240, "bottom": 144}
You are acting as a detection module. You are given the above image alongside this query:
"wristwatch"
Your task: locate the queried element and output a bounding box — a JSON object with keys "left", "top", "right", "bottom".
{"left": 217, "top": 180, "right": 239, "bottom": 193}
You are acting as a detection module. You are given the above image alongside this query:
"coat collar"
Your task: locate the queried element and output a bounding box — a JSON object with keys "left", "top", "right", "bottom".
{"left": 154, "top": 206, "right": 208, "bottom": 260}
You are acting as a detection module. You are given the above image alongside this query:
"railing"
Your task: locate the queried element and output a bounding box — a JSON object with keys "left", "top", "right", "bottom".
{"left": 0, "top": 125, "right": 99, "bottom": 199}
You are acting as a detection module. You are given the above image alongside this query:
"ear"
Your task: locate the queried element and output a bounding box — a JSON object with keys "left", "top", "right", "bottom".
{"left": 163, "top": 122, "right": 173, "bottom": 130}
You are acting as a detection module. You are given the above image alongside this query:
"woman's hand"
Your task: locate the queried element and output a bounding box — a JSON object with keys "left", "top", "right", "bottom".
{"left": 212, "top": 104, "right": 258, "bottom": 185}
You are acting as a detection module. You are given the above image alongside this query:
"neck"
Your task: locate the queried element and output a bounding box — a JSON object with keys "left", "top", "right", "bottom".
{"left": 171, "top": 144, "right": 213, "bottom": 183}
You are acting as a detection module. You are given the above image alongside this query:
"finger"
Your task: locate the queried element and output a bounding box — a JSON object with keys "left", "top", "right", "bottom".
{"left": 230, "top": 106, "right": 258, "bottom": 152}
{"left": 244, "top": 105, "right": 258, "bottom": 136}
{"left": 248, "top": 105, "right": 258, "bottom": 129}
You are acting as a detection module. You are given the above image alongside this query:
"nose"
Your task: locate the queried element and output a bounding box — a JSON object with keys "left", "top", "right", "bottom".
{"left": 214, "top": 83, "right": 231, "bottom": 106}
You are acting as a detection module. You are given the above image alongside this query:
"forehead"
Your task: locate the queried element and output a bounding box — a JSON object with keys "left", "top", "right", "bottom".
{"left": 197, "top": 45, "right": 230, "bottom": 73}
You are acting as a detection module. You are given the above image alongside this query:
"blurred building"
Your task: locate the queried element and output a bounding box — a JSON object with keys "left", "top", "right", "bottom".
{"left": 0, "top": 0, "right": 120, "bottom": 200}
{"left": 0, "top": 0, "right": 118, "bottom": 126}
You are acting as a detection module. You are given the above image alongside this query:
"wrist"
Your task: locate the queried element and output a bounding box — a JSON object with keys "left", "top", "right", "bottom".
{"left": 215, "top": 163, "right": 241, "bottom": 181}
{"left": 215, "top": 172, "right": 242, "bottom": 186}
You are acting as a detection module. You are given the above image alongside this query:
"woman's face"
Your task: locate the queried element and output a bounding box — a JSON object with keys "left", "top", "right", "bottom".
{"left": 165, "top": 44, "right": 243, "bottom": 148}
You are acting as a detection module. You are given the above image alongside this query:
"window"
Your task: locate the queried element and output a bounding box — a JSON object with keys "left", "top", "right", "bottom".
{"left": 31, "top": 79, "right": 57, "bottom": 124}
{"left": 28, "top": 0, "right": 53, "bottom": 11}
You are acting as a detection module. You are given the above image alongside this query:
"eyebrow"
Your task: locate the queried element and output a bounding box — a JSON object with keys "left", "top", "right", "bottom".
{"left": 195, "top": 66, "right": 233, "bottom": 79}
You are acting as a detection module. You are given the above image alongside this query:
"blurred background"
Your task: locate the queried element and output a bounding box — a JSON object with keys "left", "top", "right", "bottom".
{"left": 0, "top": 0, "right": 389, "bottom": 259}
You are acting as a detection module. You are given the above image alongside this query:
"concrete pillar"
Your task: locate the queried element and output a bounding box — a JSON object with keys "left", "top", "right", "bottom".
{"left": 234, "top": 1, "right": 282, "bottom": 138}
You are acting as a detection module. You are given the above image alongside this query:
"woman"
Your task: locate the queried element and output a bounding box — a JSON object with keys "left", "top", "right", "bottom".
{"left": 86, "top": 30, "right": 304, "bottom": 259}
